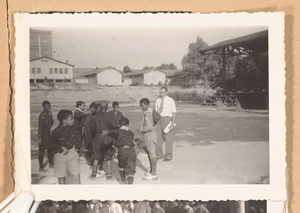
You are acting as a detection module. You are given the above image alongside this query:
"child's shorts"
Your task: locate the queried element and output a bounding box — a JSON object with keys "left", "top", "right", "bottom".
{"left": 144, "top": 131, "right": 157, "bottom": 158}
{"left": 53, "top": 148, "right": 80, "bottom": 178}
{"left": 118, "top": 147, "right": 136, "bottom": 175}
{"left": 92, "top": 134, "right": 114, "bottom": 161}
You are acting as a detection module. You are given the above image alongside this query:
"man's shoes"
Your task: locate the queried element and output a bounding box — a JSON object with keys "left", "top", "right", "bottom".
{"left": 49, "top": 164, "right": 54, "bottom": 168}
{"left": 163, "top": 158, "right": 172, "bottom": 162}
{"left": 142, "top": 174, "right": 158, "bottom": 181}
{"left": 38, "top": 168, "right": 48, "bottom": 172}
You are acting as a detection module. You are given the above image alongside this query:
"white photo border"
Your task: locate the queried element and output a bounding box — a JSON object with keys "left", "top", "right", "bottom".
{"left": 13, "top": 12, "right": 286, "bottom": 201}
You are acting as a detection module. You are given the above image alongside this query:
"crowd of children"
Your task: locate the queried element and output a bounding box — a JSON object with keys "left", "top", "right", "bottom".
{"left": 36, "top": 200, "right": 223, "bottom": 213}
{"left": 37, "top": 87, "right": 174, "bottom": 184}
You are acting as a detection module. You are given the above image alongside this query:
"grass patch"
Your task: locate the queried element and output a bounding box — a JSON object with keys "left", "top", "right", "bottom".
{"left": 168, "top": 90, "right": 204, "bottom": 102}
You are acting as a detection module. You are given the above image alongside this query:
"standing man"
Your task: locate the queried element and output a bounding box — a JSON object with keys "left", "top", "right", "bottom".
{"left": 155, "top": 86, "right": 177, "bottom": 161}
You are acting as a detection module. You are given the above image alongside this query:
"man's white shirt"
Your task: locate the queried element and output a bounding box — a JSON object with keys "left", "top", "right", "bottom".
{"left": 155, "top": 95, "right": 177, "bottom": 117}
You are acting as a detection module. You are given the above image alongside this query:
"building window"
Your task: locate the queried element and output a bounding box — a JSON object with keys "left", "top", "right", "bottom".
{"left": 59, "top": 68, "right": 63, "bottom": 74}
{"left": 54, "top": 68, "right": 58, "bottom": 74}
{"left": 43, "top": 51, "right": 48, "bottom": 55}
{"left": 37, "top": 67, "right": 41, "bottom": 74}
{"left": 31, "top": 68, "right": 36, "bottom": 74}
{"left": 49, "top": 68, "right": 53, "bottom": 74}
{"left": 64, "top": 68, "right": 68, "bottom": 74}
{"left": 41, "top": 59, "right": 48, "bottom": 62}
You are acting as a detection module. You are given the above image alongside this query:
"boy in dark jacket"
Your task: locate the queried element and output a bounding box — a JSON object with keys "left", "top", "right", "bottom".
{"left": 106, "top": 117, "right": 136, "bottom": 184}
{"left": 37, "top": 100, "right": 54, "bottom": 171}
{"left": 50, "top": 110, "right": 81, "bottom": 184}
{"left": 106, "top": 101, "right": 123, "bottom": 130}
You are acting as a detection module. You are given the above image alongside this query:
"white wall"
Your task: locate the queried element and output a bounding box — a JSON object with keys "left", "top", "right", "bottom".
{"left": 30, "top": 59, "right": 73, "bottom": 81}
{"left": 144, "top": 71, "right": 166, "bottom": 85}
{"left": 96, "top": 68, "right": 122, "bottom": 85}
{"left": 122, "top": 78, "right": 132, "bottom": 86}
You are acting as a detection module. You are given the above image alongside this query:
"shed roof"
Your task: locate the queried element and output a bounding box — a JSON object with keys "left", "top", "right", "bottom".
{"left": 73, "top": 68, "right": 93, "bottom": 78}
{"left": 81, "top": 66, "right": 122, "bottom": 77}
{"left": 30, "top": 56, "right": 75, "bottom": 67}
{"left": 123, "top": 68, "right": 166, "bottom": 77}
{"left": 163, "top": 70, "right": 184, "bottom": 77}
{"left": 199, "top": 30, "right": 268, "bottom": 54}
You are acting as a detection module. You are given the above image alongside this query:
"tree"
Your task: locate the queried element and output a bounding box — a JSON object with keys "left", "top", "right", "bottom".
{"left": 156, "top": 63, "right": 177, "bottom": 70}
{"left": 123, "top": 65, "right": 132, "bottom": 73}
{"left": 142, "top": 66, "right": 155, "bottom": 70}
{"left": 181, "top": 36, "right": 221, "bottom": 87}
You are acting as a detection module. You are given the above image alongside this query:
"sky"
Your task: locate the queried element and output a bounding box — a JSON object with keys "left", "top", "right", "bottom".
{"left": 33, "top": 26, "right": 267, "bottom": 70}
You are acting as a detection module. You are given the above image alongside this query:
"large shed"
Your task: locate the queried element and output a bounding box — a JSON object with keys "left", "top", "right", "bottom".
{"left": 199, "top": 30, "right": 269, "bottom": 109}
{"left": 82, "top": 66, "right": 122, "bottom": 86}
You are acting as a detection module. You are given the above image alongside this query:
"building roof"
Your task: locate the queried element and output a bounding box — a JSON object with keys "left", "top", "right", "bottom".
{"left": 163, "top": 70, "right": 184, "bottom": 77}
{"left": 123, "top": 68, "right": 166, "bottom": 77}
{"left": 81, "top": 66, "right": 122, "bottom": 77}
{"left": 74, "top": 76, "right": 88, "bottom": 79}
{"left": 199, "top": 30, "right": 268, "bottom": 54}
{"left": 73, "top": 68, "right": 93, "bottom": 78}
{"left": 30, "top": 56, "right": 75, "bottom": 67}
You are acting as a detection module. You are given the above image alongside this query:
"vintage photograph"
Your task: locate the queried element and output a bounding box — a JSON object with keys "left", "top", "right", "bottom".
{"left": 13, "top": 13, "right": 285, "bottom": 200}
{"left": 36, "top": 199, "right": 267, "bottom": 213}
{"left": 29, "top": 26, "right": 269, "bottom": 185}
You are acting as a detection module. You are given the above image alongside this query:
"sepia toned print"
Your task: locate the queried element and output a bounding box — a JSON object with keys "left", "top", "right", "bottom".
{"left": 29, "top": 26, "right": 269, "bottom": 185}
{"left": 14, "top": 13, "right": 285, "bottom": 201}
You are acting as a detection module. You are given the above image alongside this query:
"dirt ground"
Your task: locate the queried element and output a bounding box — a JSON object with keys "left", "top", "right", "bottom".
{"left": 30, "top": 102, "right": 269, "bottom": 185}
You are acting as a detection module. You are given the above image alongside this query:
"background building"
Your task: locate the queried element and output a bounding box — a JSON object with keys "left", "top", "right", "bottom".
{"left": 30, "top": 57, "right": 74, "bottom": 83}
{"left": 73, "top": 68, "right": 92, "bottom": 84}
{"left": 82, "top": 66, "right": 122, "bottom": 86}
{"left": 30, "top": 29, "right": 53, "bottom": 60}
{"left": 123, "top": 69, "right": 166, "bottom": 85}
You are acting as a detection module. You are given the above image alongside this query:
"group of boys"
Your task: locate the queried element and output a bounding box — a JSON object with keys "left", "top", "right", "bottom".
{"left": 37, "top": 86, "right": 176, "bottom": 184}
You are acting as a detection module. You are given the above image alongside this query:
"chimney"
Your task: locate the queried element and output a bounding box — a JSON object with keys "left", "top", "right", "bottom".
{"left": 66, "top": 60, "right": 68, "bottom": 64}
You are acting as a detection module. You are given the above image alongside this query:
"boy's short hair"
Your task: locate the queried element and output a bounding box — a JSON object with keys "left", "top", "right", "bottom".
{"left": 112, "top": 101, "right": 119, "bottom": 108}
{"left": 89, "top": 102, "right": 98, "bottom": 109}
{"left": 119, "top": 117, "right": 129, "bottom": 126}
{"left": 42, "top": 100, "right": 51, "bottom": 107}
{"left": 160, "top": 86, "right": 168, "bottom": 92}
{"left": 57, "top": 110, "right": 72, "bottom": 123}
{"left": 76, "top": 101, "right": 85, "bottom": 108}
{"left": 139, "top": 98, "right": 150, "bottom": 105}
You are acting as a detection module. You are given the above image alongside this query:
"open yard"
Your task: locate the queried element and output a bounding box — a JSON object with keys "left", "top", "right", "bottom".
{"left": 30, "top": 94, "right": 269, "bottom": 184}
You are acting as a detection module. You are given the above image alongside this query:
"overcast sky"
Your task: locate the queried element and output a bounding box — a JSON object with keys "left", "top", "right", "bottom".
{"left": 33, "top": 26, "right": 267, "bottom": 70}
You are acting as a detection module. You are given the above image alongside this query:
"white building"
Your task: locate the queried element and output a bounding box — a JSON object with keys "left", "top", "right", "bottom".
{"left": 73, "top": 68, "right": 92, "bottom": 84}
{"left": 30, "top": 57, "right": 74, "bottom": 83}
{"left": 123, "top": 69, "right": 166, "bottom": 85}
{"left": 82, "top": 66, "right": 122, "bottom": 86}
